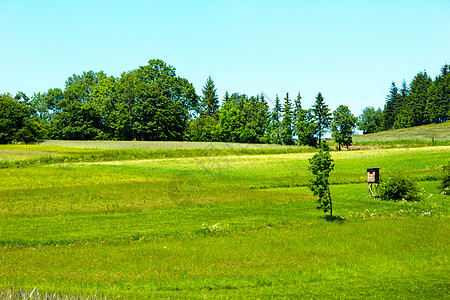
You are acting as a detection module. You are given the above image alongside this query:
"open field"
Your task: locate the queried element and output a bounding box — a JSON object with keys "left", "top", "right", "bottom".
{"left": 0, "top": 142, "right": 449, "bottom": 299}
{"left": 353, "top": 121, "right": 450, "bottom": 142}
{"left": 36, "top": 140, "right": 301, "bottom": 150}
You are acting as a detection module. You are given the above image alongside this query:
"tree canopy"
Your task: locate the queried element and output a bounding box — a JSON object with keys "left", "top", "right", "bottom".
{"left": 1, "top": 60, "right": 449, "bottom": 144}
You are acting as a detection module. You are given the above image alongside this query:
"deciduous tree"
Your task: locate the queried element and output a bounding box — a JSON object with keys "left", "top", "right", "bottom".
{"left": 308, "top": 146, "right": 335, "bottom": 217}
{"left": 330, "top": 105, "right": 357, "bottom": 150}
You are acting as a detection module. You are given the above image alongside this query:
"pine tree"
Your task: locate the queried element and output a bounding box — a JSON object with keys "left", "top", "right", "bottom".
{"left": 292, "top": 92, "right": 302, "bottom": 139}
{"left": 383, "top": 82, "right": 400, "bottom": 130}
{"left": 281, "top": 93, "right": 294, "bottom": 145}
{"left": 201, "top": 76, "right": 219, "bottom": 118}
{"left": 427, "top": 65, "right": 450, "bottom": 124}
{"left": 311, "top": 92, "right": 332, "bottom": 147}
{"left": 408, "top": 71, "right": 432, "bottom": 127}
{"left": 267, "top": 94, "right": 282, "bottom": 144}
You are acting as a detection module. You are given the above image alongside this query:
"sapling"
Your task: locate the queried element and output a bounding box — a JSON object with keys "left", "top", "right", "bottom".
{"left": 308, "top": 145, "right": 335, "bottom": 218}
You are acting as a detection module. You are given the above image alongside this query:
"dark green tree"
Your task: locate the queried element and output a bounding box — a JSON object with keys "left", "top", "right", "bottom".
{"left": 311, "top": 92, "right": 331, "bottom": 147}
{"left": 201, "top": 76, "right": 219, "bottom": 118}
{"left": 407, "top": 71, "right": 432, "bottom": 127}
{"left": 427, "top": 65, "right": 450, "bottom": 124}
{"left": 0, "top": 93, "right": 36, "bottom": 143}
{"left": 265, "top": 94, "right": 282, "bottom": 144}
{"left": 53, "top": 71, "right": 106, "bottom": 140}
{"left": 281, "top": 93, "right": 294, "bottom": 145}
{"left": 308, "top": 146, "right": 335, "bottom": 218}
{"left": 31, "top": 88, "right": 64, "bottom": 139}
{"left": 297, "top": 109, "right": 318, "bottom": 147}
{"left": 108, "top": 59, "right": 198, "bottom": 141}
{"left": 358, "top": 106, "right": 383, "bottom": 134}
{"left": 292, "top": 92, "right": 317, "bottom": 147}
{"left": 217, "top": 93, "right": 269, "bottom": 143}
{"left": 330, "top": 105, "right": 357, "bottom": 150}
{"left": 383, "top": 82, "right": 401, "bottom": 130}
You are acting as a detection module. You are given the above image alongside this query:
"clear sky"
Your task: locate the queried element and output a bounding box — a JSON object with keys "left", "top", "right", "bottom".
{"left": 1, "top": 0, "right": 449, "bottom": 115}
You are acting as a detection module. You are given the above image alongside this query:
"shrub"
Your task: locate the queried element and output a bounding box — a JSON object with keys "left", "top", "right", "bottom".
{"left": 379, "top": 172, "right": 422, "bottom": 202}
{"left": 440, "top": 163, "right": 450, "bottom": 195}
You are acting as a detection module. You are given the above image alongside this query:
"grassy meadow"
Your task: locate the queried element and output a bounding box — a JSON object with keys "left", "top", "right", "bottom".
{"left": 353, "top": 120, "right": 450, "bottom": 143}
{"left": 0, "top": 140, "right": 449, "bottom": 298}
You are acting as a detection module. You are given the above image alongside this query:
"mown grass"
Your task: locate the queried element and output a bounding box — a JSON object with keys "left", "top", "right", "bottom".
{"left": 0, "top": 145, "right": 449, "bottom": 298}
{"left": 353, "top": 121, "right": 450, "bottom": 142}
{"left": 0, "top": 143, "right": 315, "bottom": 169}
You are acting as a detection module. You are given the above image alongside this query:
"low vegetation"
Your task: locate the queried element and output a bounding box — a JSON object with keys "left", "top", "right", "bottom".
{"left": 379, "top": 172, "right": 422, "bottom": 202}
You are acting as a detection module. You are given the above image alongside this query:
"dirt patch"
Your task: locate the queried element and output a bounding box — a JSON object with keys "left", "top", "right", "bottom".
{"left": 330, "top": 145, "right": 406, "bottom": 150}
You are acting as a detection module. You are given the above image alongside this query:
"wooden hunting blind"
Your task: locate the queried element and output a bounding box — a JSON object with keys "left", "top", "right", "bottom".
{"left": 366, "top": 168, "right": 380, "bottom": 183}
{"left": 366, "top": 168, "right": 381, "bottom": 199}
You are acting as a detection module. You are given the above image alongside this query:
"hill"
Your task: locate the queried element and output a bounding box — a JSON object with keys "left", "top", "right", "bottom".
{"left": 353, "top": 121, "right": 450, "bottom": 142}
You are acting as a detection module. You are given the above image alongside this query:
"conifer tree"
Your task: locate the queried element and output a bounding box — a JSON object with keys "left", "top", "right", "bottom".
{"left": 383, "top": 82, "right": 400, "bottom": 130}
{"left": 201, "top": 76, "right": 219, "bottom": 118}
{"left": 311, "top": 92, "right": 332, "bottom": 147}
{"left": 267, "top": 94, "right": 282, "bottom": 144}
{"left": 408, "top": 71, "right": 432, "bottom": 126}
{"left": 281, "top": 93, "right": 294, "bottom": 145}
{"left": 293, "top": 92, "right": 302, "bottom": 139}
{"left": 427, "top": 65, "right": 450, "bottom": 123}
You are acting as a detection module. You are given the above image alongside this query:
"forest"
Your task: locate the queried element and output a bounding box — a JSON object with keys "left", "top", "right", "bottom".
{"left": 1, "top": 59, "right": 449, "bottom": 145}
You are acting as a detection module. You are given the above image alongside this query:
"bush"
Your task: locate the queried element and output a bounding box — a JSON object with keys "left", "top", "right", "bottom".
{"left": 379, "top": 172, "right": 422, "bottom": 202}
{"left": 440, "top": 163, "right": 450, "bottom": 195}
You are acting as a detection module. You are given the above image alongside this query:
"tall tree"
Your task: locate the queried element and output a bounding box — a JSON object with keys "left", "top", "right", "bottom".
{"left": 281, "top": 93, "right": 294, "bottom": 145}
{"left": 53, "top": 71, "right": 106, "bottom": 140}
{"left": 292, "top": 93, "right": 317, "bottom": 147}
{"left": 383, "top": 82, "right": 401, "bottom": 130}
{"left": 201, "top": 76, "right": 219, "bottom": 118}
{"left": 217, "top": 93, "right": 269, "bottom": 143}
{"left": 427, "top": 64, "right": 450, "bottom": 124}
{"left": 407, "top": 71, "right": 432, "bottom": 127}
{"left": 292, "top": 91, "right": 302, "bottom": 140}
{"left": 0, "top": 93, "right": 36, "bottom": 143}
{"left": 30, "top": 88, "right": 64, "bottom": 138}
{"left": 311, "top": 92, "right": 331, "bottom": 147}
{"left": 265, "top": 94, "right": 282, "bottom": 144}
{"left": 330, "top": 105, "right": 357, "bottom": 150}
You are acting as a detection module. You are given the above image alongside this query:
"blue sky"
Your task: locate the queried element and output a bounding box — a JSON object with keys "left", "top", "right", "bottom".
{"left": 1, "top": 0, "right": 449, "bottom": 115}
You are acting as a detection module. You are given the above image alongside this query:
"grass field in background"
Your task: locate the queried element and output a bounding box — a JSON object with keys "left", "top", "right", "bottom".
{"left": 353, "top": 121, "right": 450, "bottom": 142}
{"left": 0, "top": 141, "right": 449, "bottom": 298}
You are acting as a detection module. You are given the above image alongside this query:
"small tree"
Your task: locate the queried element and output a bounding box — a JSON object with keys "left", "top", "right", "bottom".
{"left": 308, "top": 145, "right": 335, "bottom": 218}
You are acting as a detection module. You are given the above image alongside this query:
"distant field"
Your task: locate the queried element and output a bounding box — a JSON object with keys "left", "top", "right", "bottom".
{"left": 0, "top": 144, "right": 449, "bottom": 299}
{"left": 37, "top": 140, "right": 299, "bottom": 150}
{"left": 353, "top": 121, "right": 450, "bottom": 142}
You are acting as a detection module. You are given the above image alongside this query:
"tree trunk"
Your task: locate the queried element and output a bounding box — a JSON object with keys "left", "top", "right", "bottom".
{"left": 327, "top": 185, "right": 332, "bottom": 218}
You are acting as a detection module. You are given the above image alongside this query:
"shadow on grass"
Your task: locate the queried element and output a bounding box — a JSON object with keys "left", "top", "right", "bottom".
{"left": 322, "top": 215, "right": 347, "bottom": 222}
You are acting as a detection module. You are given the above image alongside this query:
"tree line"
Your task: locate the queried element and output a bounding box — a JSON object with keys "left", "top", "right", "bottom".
{"left": 358, "top": 64, "right": 450, "bottom": 134}
{"left": 1, "top": 59, "right": 449, "bottom": 146}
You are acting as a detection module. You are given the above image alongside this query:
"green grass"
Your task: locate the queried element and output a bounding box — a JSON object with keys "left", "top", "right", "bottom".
{"left": 0, "top": 144, "right": 449, "bottom": 298}
{"left": 353, "top": 121, "right": 450, "bottom": 142}
{"left": 36, "top": 140, "right": 301, "bottom": 150}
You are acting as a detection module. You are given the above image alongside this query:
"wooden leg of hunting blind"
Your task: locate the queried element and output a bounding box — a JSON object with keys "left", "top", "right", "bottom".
{"left": 367, "top": 183, "right": 379, "bottom": 199}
